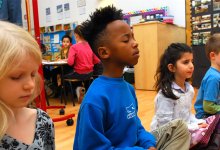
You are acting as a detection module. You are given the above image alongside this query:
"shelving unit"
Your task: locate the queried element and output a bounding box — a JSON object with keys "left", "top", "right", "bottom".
{"left": 133, "top": 22, "right": 186, "bottom": 90}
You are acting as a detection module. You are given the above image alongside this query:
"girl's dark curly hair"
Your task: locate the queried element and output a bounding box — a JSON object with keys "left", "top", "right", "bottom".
{"left": 62, "top": 34, "right": 72, "bottom": 43}
{"left": 154, "top": 43, "right": 193, "bottom": 100}
{"left": 80, "top": 5, "right": 123, "bottom": 58}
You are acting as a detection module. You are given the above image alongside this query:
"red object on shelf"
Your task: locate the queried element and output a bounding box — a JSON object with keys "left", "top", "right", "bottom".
{"left": 32, "top": 0, "right": 75, "bottom": 124}
{"left": 162, "top": 16, "right": 174, "bottom": 24}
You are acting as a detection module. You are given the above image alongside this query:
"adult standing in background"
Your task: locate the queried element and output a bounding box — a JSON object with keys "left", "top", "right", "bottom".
{"left": 0, "top": 0, "right": 22, "bottom": 26}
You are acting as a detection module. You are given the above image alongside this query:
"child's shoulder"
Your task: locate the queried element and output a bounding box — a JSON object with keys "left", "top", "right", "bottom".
{"left": 23, "top": 107, "right": 37, "bottom": 120}
{"left": 203, "top": 67, "right": 220, "bottom": 82}
{"left": 36, "top": 108, "right": 52, "bottom": 121}
{"left": 24, "top": 108, "right": 52, "bottom": 122}
{"left": 206, "top": 67, "right": 220, "bottom": 77}
{"left": 185, "top": 82, "right": 194, "bottom": 90}
{"left": 156, "top": 90, "right": 175, "bottom": 102}
{"left": 92, "top": 77, "right": 135, "bottom": 92}
{"left": 83, "top": 77, "right": 135, "bottom": 104}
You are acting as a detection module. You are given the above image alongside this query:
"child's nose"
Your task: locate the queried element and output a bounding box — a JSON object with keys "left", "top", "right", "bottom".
{"left": 190, "top": 62, "right": 194, "bottom": 68}
{"left": 23, "top": 77, "right": 35, "bottom": 90}
{"left": 133, "top": 40, "right": 138, "bottom": 48}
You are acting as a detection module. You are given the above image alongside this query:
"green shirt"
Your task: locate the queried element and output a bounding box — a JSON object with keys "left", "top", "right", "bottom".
{"left": 203, "top": 100, "right": 220, "bottom": 114}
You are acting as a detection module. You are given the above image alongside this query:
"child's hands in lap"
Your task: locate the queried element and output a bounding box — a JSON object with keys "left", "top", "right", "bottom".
{"left": 148, "top": 147, "right": 157, "bottom": 150}
{"left": 198, "top": 123, "right": 208, "bottom": 128}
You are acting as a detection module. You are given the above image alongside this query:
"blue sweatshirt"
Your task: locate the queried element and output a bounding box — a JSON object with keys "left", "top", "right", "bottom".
{"left": 73, "top": 76, "right": 156, "bottom": 150}
{"left": 195, "top": 67, "right": 220, "bottom": 118}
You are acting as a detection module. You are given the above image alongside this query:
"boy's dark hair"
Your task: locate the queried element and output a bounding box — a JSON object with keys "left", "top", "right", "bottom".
{"left": 154, "top": 43, "right": 193, "bottom": 100}
{"left": 205, "top": 33, "right": 220, "bottom": 60}
{"left": 62, "top": 34, "right": 72, "bottom": 43}
{"left": 74, "top": 25, "right": 83, "bottom": 38}
{"left": 80, "top": 5, "right": 123, "bottom": 57}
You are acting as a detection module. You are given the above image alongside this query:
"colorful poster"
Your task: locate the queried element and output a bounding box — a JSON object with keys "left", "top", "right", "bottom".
{"left": 77, "top": 0, "right": 86, "bottom": 7}
{"left": 192, "top": 15, "right": 211, "bottom": 31}
{"left": 192, "top": 32, "right": 211, "bottom": 45}
{"left": 79, "top": 6, "right": 86, "bottom": 15}
{"left": 192, "top": 0, "right": 211, "bottom": 14}
{"left": 57, "top": 4, "right": 63, "bottom": 20}
{"left": 213, "top": 0, "right": 220, "bottom": 11}
{"left": 46, "top": 7, "right": 51, "bottom": 22}
{"left": 64, "top": 3, "right": 70, "bottom": 18}
{"left": 213, "top": 13, "right": 220, "bottom": 27}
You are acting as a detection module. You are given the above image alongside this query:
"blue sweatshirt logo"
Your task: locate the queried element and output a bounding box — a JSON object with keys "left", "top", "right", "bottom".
{"left": 126, "top": 103, "right": 136, "bottom": 119}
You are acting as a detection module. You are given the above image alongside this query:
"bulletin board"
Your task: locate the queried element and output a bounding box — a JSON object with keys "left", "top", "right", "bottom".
{"left": 191, "top": 0, "right": 220, "bottom": 87}
{"left": 43, "top": 31, "right": 67, "bottom": 53}
{"left": 41, "top": 22, "right": 77, "bottom": 53}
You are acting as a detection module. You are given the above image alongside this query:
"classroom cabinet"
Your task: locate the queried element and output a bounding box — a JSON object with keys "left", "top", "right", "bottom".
{"left": 133, "top": 22, "right": 186, "bottom": 90}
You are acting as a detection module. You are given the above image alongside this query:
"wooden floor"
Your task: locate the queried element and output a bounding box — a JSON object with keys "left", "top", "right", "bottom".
{"left": 47, "top": 88, "right": 198, "bottom": 150}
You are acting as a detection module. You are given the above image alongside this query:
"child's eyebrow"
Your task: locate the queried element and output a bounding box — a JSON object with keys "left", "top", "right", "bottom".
{"left": 121, "top": 33, "right": 130, "bottom": 38}
{"left": 121, "top": 32, "right": 135, "bottom": 40}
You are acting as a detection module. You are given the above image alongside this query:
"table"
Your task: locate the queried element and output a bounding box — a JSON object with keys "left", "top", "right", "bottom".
{"left": 42, "top": 60, "right": 68, "bottom": 105}
{"left": 41, "top": 60, "right": 75, "bottom": 126}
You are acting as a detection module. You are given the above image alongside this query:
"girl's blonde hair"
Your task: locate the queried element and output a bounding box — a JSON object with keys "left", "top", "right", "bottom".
{"left": 0, "top": 21, "right": 42, "bottom": 139}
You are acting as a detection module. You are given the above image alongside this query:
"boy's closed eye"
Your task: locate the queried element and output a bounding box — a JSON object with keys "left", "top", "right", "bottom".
{"left": 122, "top": 39, "right": 129, "bottom": 43}
{"left": 122, "top": 32, "right": 135, "bottom": 43}
{"left": 122, "top": 34, "right": 130, "bottom": 43}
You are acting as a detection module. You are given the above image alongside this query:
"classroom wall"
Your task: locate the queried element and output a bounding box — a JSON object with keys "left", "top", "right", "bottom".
{"left": 38, "top": 0, "right": 99, "bottom": 27}
{"left": 38, "top": 0, "right": 186, "bottom": 27}
{"left": 114, "top": 0, "right": 186, "bottom": 27}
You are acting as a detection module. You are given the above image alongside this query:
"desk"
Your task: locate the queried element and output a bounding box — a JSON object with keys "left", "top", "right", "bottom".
{"left": 42, "top": 60, "right": 68, "bottom": 66}
{"left": 41, "top": 60, "right": 75, "bottom": 126}
{"left": 42, "top": 60, "right": 68, "bottom": 105}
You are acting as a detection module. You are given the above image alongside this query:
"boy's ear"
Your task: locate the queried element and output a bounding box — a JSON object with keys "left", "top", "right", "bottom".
{"left": 167, "top": 63, "right": 175, "bottom": 72}
{"left": 209, "top": 51, "right": 216, "bottom": 60}
{"left": 98, "top": 47, "right": 110, "bottom": 59}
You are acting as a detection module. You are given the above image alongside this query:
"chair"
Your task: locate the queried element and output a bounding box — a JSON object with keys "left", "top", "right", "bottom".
{"left": 63, "top": 77, "right": 93, "bottom": 106}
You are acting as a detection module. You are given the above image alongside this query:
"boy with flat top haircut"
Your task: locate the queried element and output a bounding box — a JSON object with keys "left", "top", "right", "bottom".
{"left": 195, "top": 33, "right": 220, "bottom": 119}
{"left": 73, "top": 5, "right": 190, "bottom": 150}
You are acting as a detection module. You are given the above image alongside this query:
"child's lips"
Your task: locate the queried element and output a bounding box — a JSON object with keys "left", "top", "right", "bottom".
{"left": 20, "top": 95, "right": 31, "bottom": 100}
{"left": 133, "top": 50, "right": 140, "bottom": 56}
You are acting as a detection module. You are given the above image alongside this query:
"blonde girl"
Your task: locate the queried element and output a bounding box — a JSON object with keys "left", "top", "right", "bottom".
{"left": 0, "top": 21, "right": 54, "bottom": 149}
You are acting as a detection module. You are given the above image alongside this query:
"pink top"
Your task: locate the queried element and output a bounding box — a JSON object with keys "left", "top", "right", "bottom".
{"left": 67, "top": 42, "right": 100, "bottom": 74}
